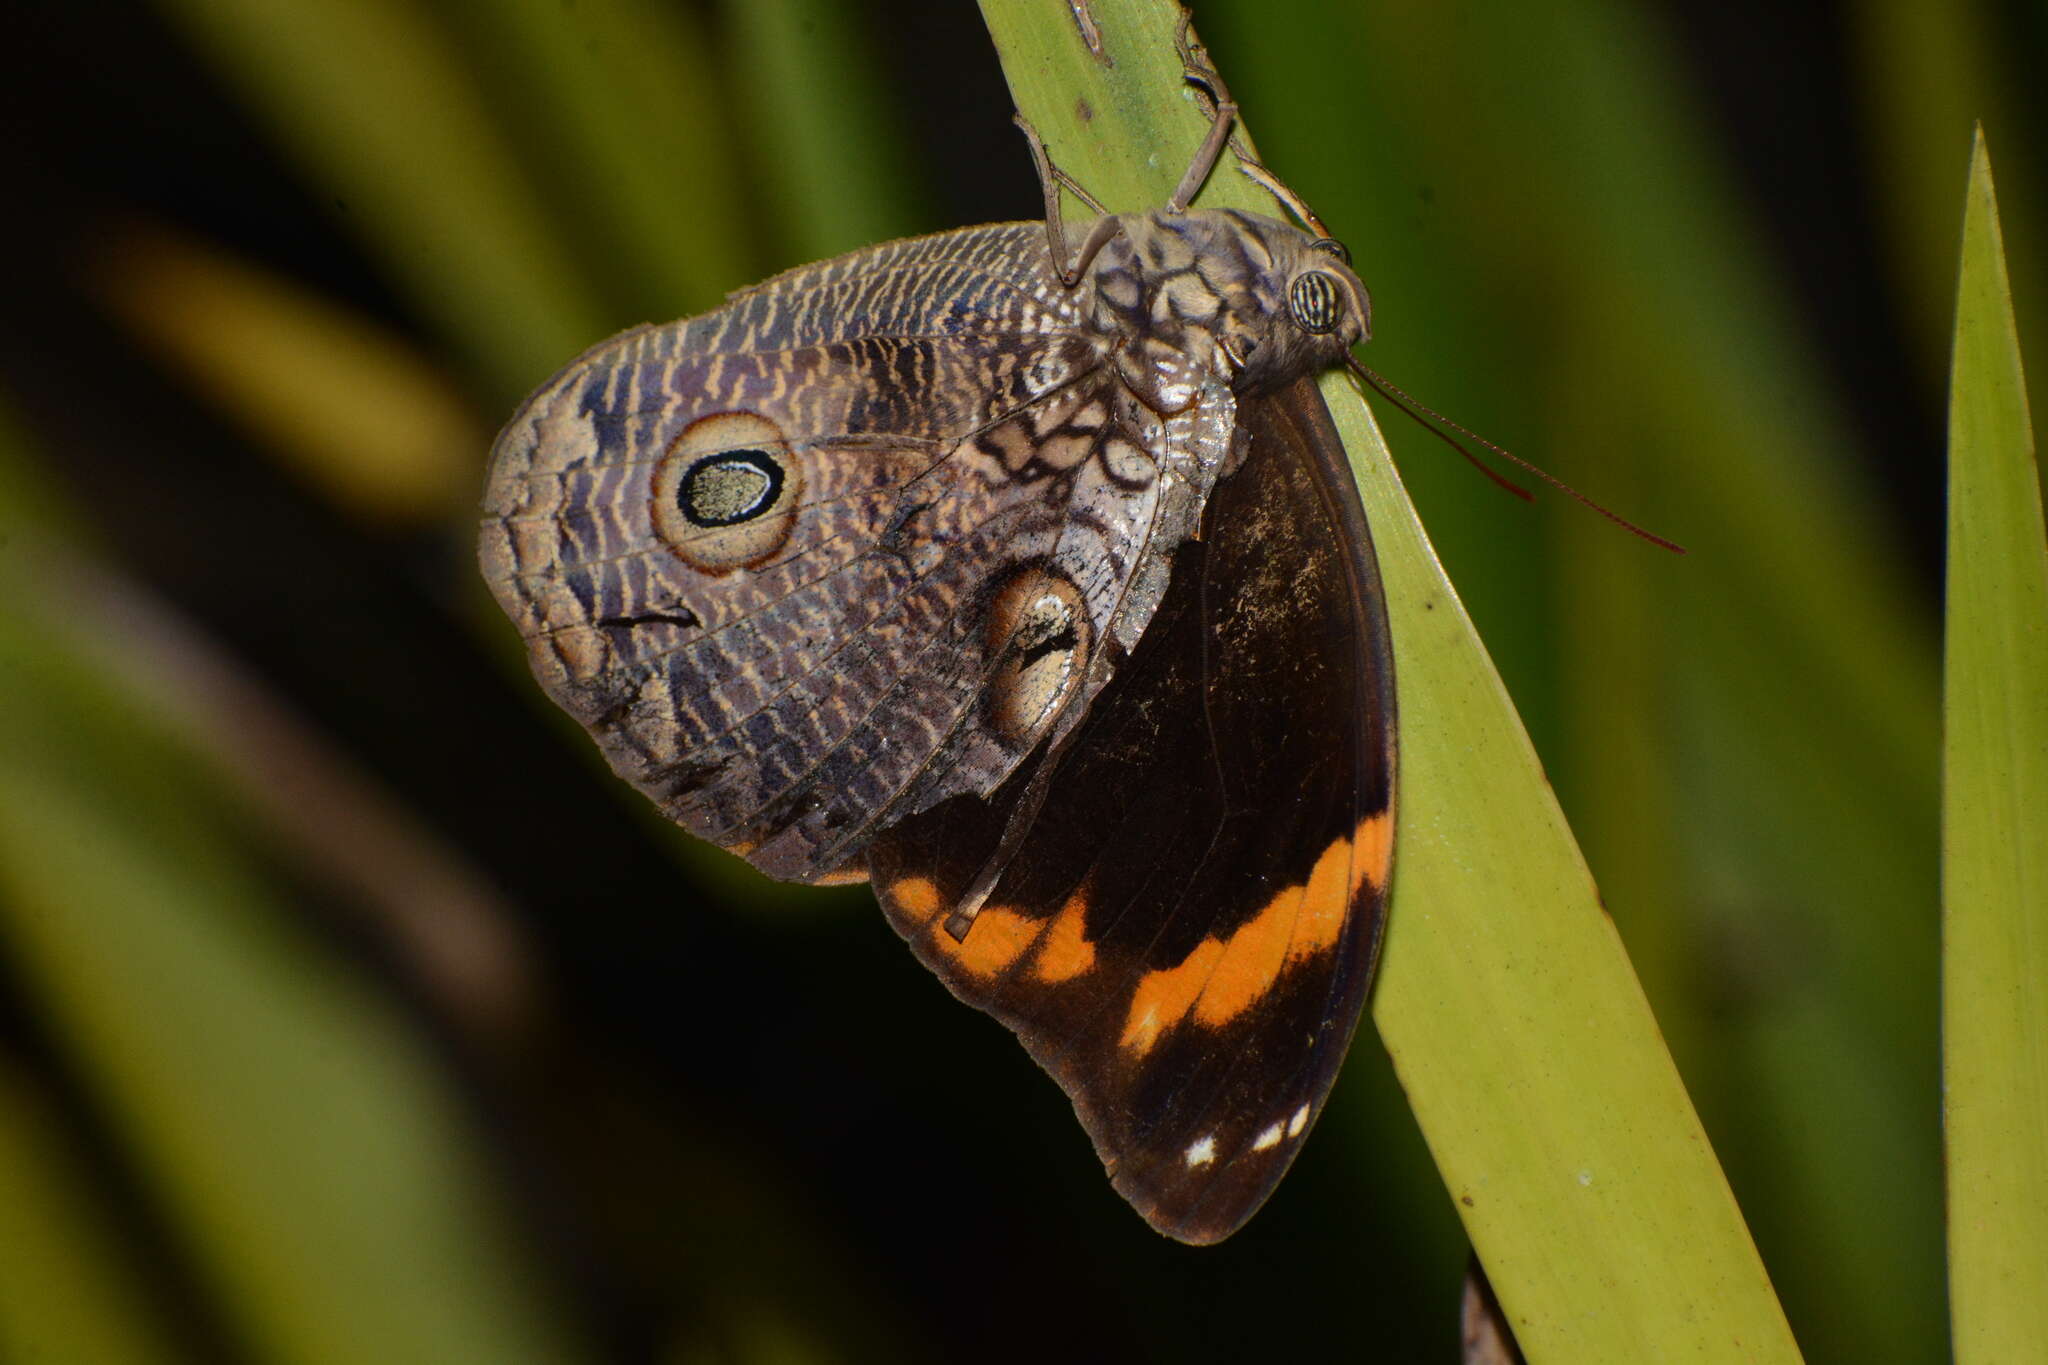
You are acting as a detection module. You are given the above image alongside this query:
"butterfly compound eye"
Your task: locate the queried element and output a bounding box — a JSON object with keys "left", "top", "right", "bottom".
{"left": 1287, "top": 270, "right": 1345, "bottom": 336}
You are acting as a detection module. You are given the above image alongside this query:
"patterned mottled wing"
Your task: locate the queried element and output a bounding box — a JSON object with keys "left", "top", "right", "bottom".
{"left": 481, "top": 224, "right": 1231, "bottom": 883}
{"left": 868, "top": 376, "right": 1395, "bottom": 1244}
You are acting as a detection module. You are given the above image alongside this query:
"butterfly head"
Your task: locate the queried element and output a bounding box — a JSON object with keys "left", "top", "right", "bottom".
{"left": 1219, "top": 216, "right": 1372, "bottom": 396}
{"left": 1106, "top": 210, "right": 1371, "bottom": 401}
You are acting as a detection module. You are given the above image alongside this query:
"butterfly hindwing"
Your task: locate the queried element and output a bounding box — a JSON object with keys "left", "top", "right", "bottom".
{"left": 870, "top": 375, "right": 1395, "bottom": 1244}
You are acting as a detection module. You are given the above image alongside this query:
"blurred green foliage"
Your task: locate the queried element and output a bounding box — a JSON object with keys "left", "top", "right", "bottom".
{"left": 0, "top": 0, "right": 2041, "bottom": 1361}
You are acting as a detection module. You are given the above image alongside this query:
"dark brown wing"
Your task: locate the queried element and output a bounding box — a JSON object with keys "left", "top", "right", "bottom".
{"left": 868, "top": 375, "right": 1395, "bottom": 1243}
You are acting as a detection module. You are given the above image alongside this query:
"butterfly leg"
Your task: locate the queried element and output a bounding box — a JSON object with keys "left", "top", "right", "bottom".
{"left": 1165, "top": 8, "right": 1240, "bottom": 214}
{"left": 1172, "top": 10, "right": 1337, "bottom": 240}
{"left": 1016, "top": 113, "right": 1124, "bottom": 288}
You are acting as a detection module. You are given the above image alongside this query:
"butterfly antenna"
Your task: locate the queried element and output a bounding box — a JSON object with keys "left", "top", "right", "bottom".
{"left": 1344, "top": 355, "right": 1687, "bottom": 554}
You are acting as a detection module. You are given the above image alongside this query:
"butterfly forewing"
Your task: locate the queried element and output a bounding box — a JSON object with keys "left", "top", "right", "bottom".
{"left": 870, "top": 376, "right": 1394, "bottom": 1244}
{"left": 481, "top": 224, "right": 1235, "bottom": 884}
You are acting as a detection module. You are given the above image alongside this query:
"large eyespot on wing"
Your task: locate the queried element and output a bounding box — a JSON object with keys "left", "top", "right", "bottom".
{"left": 651, "top": 412, "right": 803, "bottom": 573}
{"left": 867, "top": 376, "right": 1394, "bottom": 1244}
{"left": 981, "top": 562, "right": 1092, "bottom": 747}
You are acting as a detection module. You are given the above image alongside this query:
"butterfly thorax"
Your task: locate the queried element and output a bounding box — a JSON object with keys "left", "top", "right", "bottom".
{"left": 1088, "top": 209, "right": 1371, "bottom": 409}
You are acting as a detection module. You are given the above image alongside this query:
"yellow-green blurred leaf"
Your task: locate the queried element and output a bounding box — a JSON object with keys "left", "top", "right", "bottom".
{"left": 0, "top": 412, "right": 588, "bottom": 1365}
{"left": 92, "top": 224, "right": 483, "bottom": 525}
{"left": 0, "top": 1057, "right": 179, "bottom": 1365}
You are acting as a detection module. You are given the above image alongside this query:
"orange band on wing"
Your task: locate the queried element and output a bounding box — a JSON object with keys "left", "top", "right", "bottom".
{"left": 1032, "top": 889, "right": 1098, "bottom": 983}
{"left": 946, "top": 906, "right": 1040, "bottom": 978}
{"left": 889, "top": 876, "right": 943, "bottom": 923}
{"left": 813, "top": 860, "right": 871, "bottom": 887}
{"left": 1121, "top": 938, "right": 1226, "bottom": 1055}
{"left": 1120, "top": 818, "right": 1385, "bottom": 1054}
{"left": 1292, "top": 829, "right": 1358, "bottom": 961}
{"left": 1352, "top": 810, "right": 1393, "bottom": 897}
{"left": 1193, "top": 885, "right": 1301, "bottom": 1029}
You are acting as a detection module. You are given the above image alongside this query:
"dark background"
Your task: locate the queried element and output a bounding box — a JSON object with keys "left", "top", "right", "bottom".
{"left": 1, "top": 1, "right": 2040, "bottom": 1361}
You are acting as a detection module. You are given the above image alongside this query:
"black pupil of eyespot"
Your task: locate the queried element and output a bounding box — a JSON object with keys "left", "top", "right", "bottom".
{"left": 1289, "top": 273, "right": 1343, "bottom": 335}
{"left": 681, "top": 450, "right": 782, "bottom": 527}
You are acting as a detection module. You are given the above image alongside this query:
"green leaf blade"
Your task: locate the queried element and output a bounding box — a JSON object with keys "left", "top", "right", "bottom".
{"left": 1943, "top": 126, "right": 2048, "bottom": 1364}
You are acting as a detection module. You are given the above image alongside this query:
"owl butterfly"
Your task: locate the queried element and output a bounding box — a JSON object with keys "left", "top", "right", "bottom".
{"left": 479, "top": 38, "right": 1394, "bottom": 1244}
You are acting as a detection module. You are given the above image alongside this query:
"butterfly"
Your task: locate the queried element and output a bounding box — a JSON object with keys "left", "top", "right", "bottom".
{"left": 477, "top": 36, "right": 1394, "bottom": 1245}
